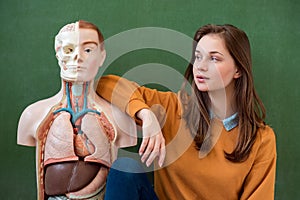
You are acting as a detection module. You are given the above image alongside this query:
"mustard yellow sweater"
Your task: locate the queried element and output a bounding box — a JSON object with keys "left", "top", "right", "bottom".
{"left": 96, "top": 75, "right": 276, "bottom": 200}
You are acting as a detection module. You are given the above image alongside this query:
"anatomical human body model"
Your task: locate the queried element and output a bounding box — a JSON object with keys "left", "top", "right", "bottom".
{"left": 17, "top": 21, "right": 136, "bottom": 200}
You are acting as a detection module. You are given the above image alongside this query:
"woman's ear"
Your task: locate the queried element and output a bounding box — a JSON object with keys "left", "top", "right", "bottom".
{"left": 234, "top": 68, "right": 241, "bottom": 79}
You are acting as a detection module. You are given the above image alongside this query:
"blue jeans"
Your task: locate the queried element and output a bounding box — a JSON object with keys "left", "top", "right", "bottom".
{"left": 104, "top": 157, "right": 159, "bottom": 200}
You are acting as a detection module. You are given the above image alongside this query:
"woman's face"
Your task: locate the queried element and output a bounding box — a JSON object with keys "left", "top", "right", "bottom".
{"left": 193, "top": 34, "right": 240, "bottom": 93}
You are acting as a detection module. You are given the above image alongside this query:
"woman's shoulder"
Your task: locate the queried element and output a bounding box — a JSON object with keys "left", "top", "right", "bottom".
{"left": 252, "top": 124, "right": 277, "bottom": 162}
{"left": 256, "top": 124, "right": 276, "bottom": 145}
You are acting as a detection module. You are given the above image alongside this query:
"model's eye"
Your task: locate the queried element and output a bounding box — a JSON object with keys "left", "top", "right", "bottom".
{"left": 63, "top": 45, "right": 74, "bottom": 54}
{"left": 85, "top": 48, "right": 92, "bottom": 53}
{"left": 83, "top": 43, "right": 97, "bottom": 54}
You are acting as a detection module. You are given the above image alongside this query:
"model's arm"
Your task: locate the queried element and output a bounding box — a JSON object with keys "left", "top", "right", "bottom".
{"left": 17, "top": 105, "right": 37, "bottom": 146}
{"left": 240, "top": 126, "right": 277, "bottom": 200}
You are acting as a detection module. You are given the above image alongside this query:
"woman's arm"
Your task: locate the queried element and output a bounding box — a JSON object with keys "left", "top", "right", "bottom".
{"left": 96, "top": 75, "right": 149, "bottom": 120}
{"left": 97, "top": 75, "right": 177, "bottom": 120}
{"left": 240, "top": 126, "right": 277, "bottom": 200}
{"left": 97, "top": 75, "right": 173, "bottom": 166}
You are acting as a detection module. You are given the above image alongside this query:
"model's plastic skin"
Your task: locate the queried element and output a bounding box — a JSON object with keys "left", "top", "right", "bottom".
{"left": 17, "top": 21, "right": 137, "bottom": 200}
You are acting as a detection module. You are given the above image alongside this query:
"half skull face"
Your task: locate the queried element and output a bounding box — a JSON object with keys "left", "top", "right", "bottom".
{"left": 55, "top": 22, "right": 105, "bottom": 82}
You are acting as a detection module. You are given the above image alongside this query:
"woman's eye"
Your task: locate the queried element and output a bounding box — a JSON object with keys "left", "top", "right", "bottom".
{"left": 195, "top": 55, "right": 202, "bottom": 60}
{"left": 211, "top": 56, "right": 219, "bottom": 62}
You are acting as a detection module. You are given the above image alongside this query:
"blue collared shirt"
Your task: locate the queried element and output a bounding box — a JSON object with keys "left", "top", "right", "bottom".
{"left": 222, "top": 113, "right": 239, "bottom": 131}
{"left": 210, "top": 112, "right": 239, "bottom": 131}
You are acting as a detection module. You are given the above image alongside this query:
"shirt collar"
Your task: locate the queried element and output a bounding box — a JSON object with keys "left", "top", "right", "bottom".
{"left": 210, "top": 112, "right": 239, "bottom": 131}
{"left": 222, "top": 113, "right": 239, "bottom": 131}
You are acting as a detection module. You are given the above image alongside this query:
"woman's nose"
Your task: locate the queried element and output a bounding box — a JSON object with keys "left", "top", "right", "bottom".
{"left": 195, "top": 60, "right": 208, "bottom": 71}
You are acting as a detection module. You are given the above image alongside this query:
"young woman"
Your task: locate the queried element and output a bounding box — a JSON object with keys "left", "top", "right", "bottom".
{"left": 97, "top": 24, "right": 276, "bottom": 200}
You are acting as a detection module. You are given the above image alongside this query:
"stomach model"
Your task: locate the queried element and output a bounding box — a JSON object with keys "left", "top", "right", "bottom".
{"left": 37, "top": 82, "right": 116, "bottom": 199}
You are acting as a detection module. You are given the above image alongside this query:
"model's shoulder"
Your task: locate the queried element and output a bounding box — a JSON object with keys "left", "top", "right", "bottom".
{"left": 18, "top": 93, "right": 63, "bottom": 145}
{"left": 20, "top": 93, "right": 62, "bottom": 122}
{"left": 23, "top": 97, "right": 58, "bottom": 114}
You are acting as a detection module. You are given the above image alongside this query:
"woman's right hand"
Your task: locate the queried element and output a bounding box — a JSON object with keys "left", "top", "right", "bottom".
{"left": 136, "top": 108, "right": 166, "bottom": 167}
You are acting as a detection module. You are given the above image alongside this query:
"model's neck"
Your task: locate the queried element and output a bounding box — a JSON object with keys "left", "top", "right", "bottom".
{"left": 70, "top": 82, "right": 87, "bottom": 112}
{"left": 62, "top": 80, "right": 94, "bottom": 112}
{"left": 53, "top": 80, "right": 100, "bottom": 126}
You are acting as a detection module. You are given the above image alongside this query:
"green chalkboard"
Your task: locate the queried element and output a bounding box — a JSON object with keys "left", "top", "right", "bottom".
{"left": 0, "top": 0, "right": 299, "bottom": 199}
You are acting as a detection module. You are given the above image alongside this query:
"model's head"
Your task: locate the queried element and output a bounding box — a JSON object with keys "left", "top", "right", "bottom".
{"left": 55, "top": 20, "right": 106, "bottom": 82}
{"left": 78, "top": 20, "right": 105, "bottom": 51}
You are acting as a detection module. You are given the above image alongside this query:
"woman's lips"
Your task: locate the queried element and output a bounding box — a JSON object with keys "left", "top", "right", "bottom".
{"left": 195, "top": 75, "right": 209, "bottom": 83}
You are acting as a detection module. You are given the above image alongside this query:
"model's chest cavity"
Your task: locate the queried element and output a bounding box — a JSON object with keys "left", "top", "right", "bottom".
{"left": 44, "top": 111, "right": 115, "bottom": 166}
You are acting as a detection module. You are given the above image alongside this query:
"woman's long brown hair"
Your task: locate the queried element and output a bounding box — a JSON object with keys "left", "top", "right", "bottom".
{"left": 180, "top": 24, "right": 266, "bottom": 162}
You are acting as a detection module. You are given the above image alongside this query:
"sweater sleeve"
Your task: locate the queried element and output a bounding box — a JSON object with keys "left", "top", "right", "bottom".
{"left": 240, "top": 126, "right": 277, "bottom": 200}
{"left": 96, "top": 75, "right": 179, "bottom": 123}
{"left": 96, "top": 75, "right": 148, "bottom": 119}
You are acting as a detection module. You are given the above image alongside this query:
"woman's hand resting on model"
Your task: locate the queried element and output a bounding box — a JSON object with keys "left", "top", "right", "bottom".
{"left": 137, "top": 108, "right": 166, "bottom": 167}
